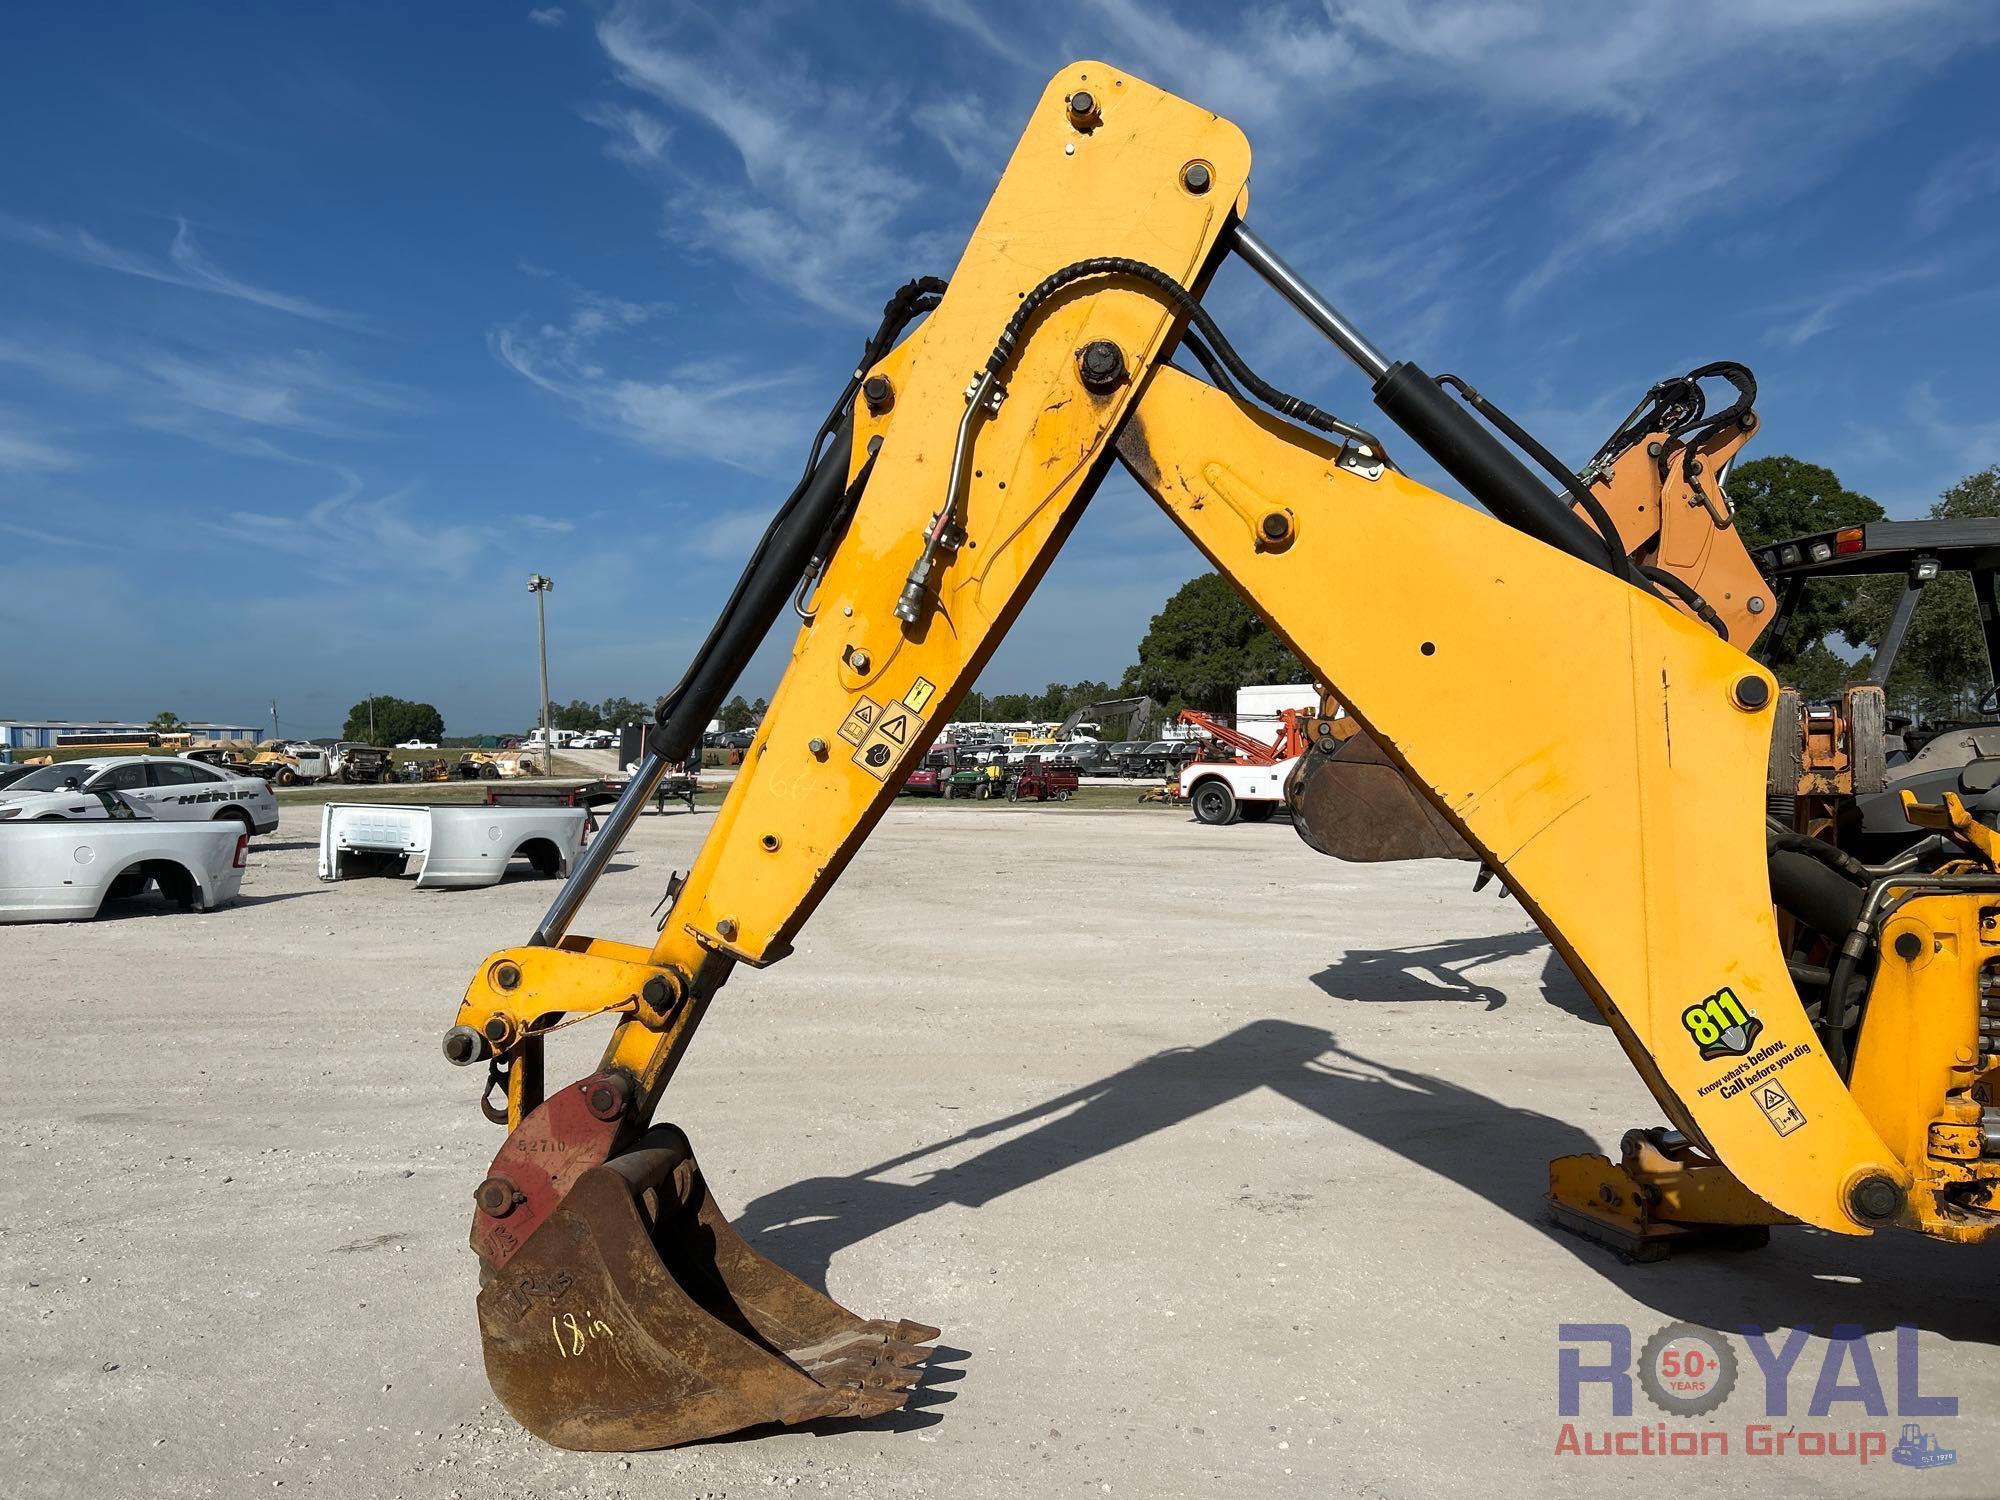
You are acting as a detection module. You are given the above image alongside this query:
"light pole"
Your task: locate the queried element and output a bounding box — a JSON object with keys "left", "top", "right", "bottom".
{"left": 528, "top": 574, "right": 554, "bottom": 765}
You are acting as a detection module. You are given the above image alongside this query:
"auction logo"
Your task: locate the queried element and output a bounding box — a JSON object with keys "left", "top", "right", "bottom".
{"left": 1556, "top": 1322, "right": 1958, "bottom": 1467}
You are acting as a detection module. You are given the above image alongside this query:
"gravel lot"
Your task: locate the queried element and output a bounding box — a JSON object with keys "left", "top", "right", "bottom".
{"left": 7, "top": 801, "right": 1998, "bottom": 1498}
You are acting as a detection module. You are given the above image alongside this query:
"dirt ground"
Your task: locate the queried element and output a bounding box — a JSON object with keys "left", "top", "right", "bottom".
{"left": 6, "top": 802, "right": 1998, "bottom": 1499}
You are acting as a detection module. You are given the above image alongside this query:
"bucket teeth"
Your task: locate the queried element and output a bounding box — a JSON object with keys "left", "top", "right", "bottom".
{"left": 475, "top": 1126, "right": 938, "bottom": 1451}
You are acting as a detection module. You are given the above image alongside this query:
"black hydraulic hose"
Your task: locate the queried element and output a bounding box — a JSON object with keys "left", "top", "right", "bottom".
{"left": 1370, "top": 359, "right": 1611, "bottom": 568}
{"left": 1766, "top": 827, "right": 1871, "bottom": 886}
{"left": 1176, "top": 327, "right": 1242, "bottom": 400}
{"left": 986, "top": 256, "right": 1392, "bottom": 457}
{"left": 1434, "top": 373, "right": 1627, "bottom": 576}
{"left": 644, "top": 427, "right": 857, "bottom": 765}
{"left": 1641, "top": 565, "right": 1729, "bottom": 640}
{"left": 646, "top": 276, "right": 945, "bottom": 734}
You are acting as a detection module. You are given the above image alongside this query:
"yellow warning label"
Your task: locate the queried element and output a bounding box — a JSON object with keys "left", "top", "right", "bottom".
{"left": 906, "top": 676, "right": 937, "bottom": 715}
{"left": 851, "top": 699, "right": 920, "bottom": 781}
{"left": 1754, "top": 1079, "right": 1807, "bottom": 1137}
{"left": 836, "top": 696, "right": 881, "bottom": 746}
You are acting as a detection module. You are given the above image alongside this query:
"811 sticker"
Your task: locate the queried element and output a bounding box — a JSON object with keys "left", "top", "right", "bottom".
{"left": 1682, "top": 985, "right": 1762, "bottom": 1061}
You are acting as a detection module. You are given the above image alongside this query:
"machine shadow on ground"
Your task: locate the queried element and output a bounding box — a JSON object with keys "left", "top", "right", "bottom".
{"left": 1312, "top": 933, "right": 1599, "bottom": 1021}
{"left": 731, "top": 1019, "right": 2000, "bottom": 1351}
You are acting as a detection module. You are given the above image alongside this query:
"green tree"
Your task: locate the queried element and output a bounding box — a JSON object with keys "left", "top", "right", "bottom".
{"left": 718, "top": 695, "right": 755, "bottom": 732}
{"left": 598, "top": 695, "right": 649, "bottom": 728}
{"left": 341, "top": 696, "right": 444, "bottom": 745}
{"left": 1123, "top": 572, "right": 1303, "bottom": 713}
{"left": 749, "top": 696, "right": 769, "bottom": 724}
{"left": 552, "top": 698, "right": 603, "bottom": 731}
{"left": 148, "top": 710, "right": 184, "bottom": 732}
{"left": 1861, "top": 465, "right": 2000, "bottom": 717}
{"left": 1728, "top": 455, "right": 1886, "bottom": 683}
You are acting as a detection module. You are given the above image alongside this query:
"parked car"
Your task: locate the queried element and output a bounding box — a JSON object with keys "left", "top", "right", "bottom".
{"left": 1103, "top": 740, "right": 1148, "bottom": 777}
{"left": 0, "top": 817, "right": 248, "bottom": 923}
{"left": 396, "top": 738, "right": 439, "bottom": 750}
{"left": 0, "top": 762, "right": 49, "bottom": 792}
{"left": 0, "top": 756, "right": 279, "bottom": 834}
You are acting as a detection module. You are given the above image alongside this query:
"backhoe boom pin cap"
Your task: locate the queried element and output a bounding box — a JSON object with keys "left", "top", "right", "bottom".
{"left": 1848, "top": 1174, "right": 1904, "bottom": 1226}
{"left": 1731, "top": 675, "right": 1771, "bottom": 711}
{"left": 862, "top": 375, "right": 894, "bottom": 415}
{"left": 1066, "top": 90, "right": 1100, "bottom": 130}
{"left": 442, "top": 1025, "right": 488, "bottom": 1068}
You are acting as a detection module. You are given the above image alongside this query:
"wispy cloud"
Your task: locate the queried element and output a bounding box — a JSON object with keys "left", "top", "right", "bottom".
{"left": 899, "top": 0, "right": 1034, "bottom": 68}
{"left": 0, "top": 336, "right": 415, "bottom": 450}
{"left": 0, "top": 520, "right": 114, "bottom": 551}
{"left": 1767, "top": 258, "right": 1952, "bottom": 347}
{"left": 0, "top": 215, "right": 360, "bottom": 325}
{"left": 527, "top": 5, "right": 567, "bottom": 27}
{"left": 491, "top": 276, "right": 807, "bottom": 469}
{"left": 0, "top": 411, "right": 76, "bottom": 471}
{"left": 213, "top": 472, "right": 495, "bottom": 582}
{"left": 591, "top": 2, "right": 930, "bottom": 320}
{"left": 1914, "top": 142, "right": 2000, "bottom": 233}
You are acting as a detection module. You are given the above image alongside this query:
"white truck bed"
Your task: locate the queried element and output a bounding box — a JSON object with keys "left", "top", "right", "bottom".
{"left": 316, "top": 803, "right": 587, "bottom": 889}
{"left": 0, "top": 820, "right": 246, "bottom": 923}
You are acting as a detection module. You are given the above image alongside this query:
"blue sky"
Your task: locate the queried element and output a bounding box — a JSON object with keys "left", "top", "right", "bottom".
{"left": 2, "top": 1, "right": 1997, "bottom": 737}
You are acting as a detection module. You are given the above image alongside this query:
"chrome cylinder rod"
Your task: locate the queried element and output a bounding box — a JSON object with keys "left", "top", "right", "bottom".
{"left": 530, "top": 747, "right": 670, "bottom": 946}
{"left": 1229, "top": 224, "right": 1391, "bottom": 384}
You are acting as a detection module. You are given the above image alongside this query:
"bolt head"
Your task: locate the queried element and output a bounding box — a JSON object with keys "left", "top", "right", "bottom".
{"left": 862, "top": 375, "right": 894, "bottom": 414}
{"left": 1078, "top": 341, "right": 1125, "bottom": 393}
{"left": 475, "top": 1177, "right": 519, "bottom": 1217}
{"left": 808, "top": 737, "right": 828, "bottom": 756}
{"left": 1260, "top": 512, "right": 1291, "bottom": 542}
{"left": 717, "top": 917, "right": 739, "bottom": 941}
{"left": 1066, "top": 90, "right": 1099, "bottom": 129}
{"left": 583, "top": 1074, "right": 629, "bottom": 1123}
{"left": 1181, "top": 161, "right": 1212, "bottom": 194}
{"left": 641, "top": 974, "right": 672, "bottom": 1008}
{"left": 482, "top": 1015, "right": 512, "bottom": 1044}
{"left": 849, "top": 649, "right": 872, "bottom": 674}
{"left": 494, "top": 962, "right": 522, "bottom": 992}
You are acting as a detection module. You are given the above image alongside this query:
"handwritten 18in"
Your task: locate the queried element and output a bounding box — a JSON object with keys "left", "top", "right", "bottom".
{"left": 551, "top": 1309, "right": 615, "bottom": 1357}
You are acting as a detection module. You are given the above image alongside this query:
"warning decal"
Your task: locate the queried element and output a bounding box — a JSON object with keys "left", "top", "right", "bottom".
{"left": 905, "top": 676, "right": 937, "bottom": 715}
{"left": 851, "top": 699, "right": 921, "bottom": 781}
{"left": 836, "top": 696, "right": 881, "bottom": 746}
{"left": 1754, "top": 1079, "right": 1808, "bottom": 1137}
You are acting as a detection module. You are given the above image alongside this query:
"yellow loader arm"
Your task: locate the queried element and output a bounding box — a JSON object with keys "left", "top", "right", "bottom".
{"left": 440, "top": 63, "right": 1987, "bottom": 1453}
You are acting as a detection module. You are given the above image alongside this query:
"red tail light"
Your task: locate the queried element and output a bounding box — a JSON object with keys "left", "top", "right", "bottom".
{"left": 233, "top": 833, "right": 249, "bottom": 869}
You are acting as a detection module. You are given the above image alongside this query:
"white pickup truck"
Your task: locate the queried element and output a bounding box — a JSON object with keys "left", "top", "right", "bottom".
{"left": 0, "top": 819, "right": 248, "bottom": 923}
{"left": 317, "top": 802, "right": 588, "bottom": 889}
{"left": 1179, "top": 755, "right": 1301, "bottom": 826}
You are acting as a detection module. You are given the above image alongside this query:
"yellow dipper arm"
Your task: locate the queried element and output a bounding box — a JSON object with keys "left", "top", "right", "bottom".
{"left": 450, "top": 61, "right": 1904, "bottom": 1249}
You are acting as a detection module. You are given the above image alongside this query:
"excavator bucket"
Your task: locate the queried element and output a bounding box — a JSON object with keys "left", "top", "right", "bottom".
{"left": 476, "top": 1127, "right": 937, "bottom": 1451}
{"left": 1285, "top": 728, "right": 1476, "bottom": 863}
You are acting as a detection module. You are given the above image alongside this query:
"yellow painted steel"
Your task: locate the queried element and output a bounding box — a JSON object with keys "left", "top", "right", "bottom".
{"left": 1848, "top": 890, "right": 2000, "bottom": 1240}
{"left": 1116, "top": 367, "right": 1903, "bottom": 1234}
{"left": 589, "top": 64, "right": 1252, "bottom": 1091}
{"left": 455, "top": 61, "right": 1970, "bottom": 1247}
